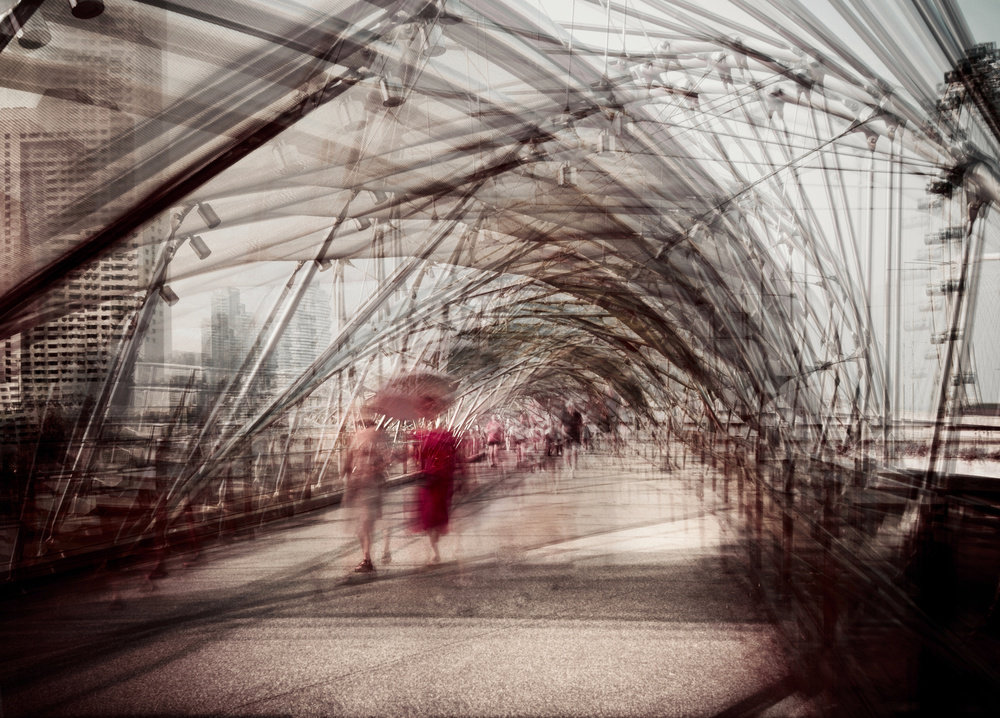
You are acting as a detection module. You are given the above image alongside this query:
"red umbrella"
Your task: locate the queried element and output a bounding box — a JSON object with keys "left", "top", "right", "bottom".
{"left": 368, "top": 371, "right": 458, "bottom": 421}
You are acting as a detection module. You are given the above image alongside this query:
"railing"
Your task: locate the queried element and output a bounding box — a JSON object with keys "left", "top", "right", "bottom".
{"left": 685, "top": 428, "right": 1000, "bottom": 715}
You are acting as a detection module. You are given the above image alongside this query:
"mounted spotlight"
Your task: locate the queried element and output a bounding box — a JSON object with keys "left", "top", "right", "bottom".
{"left": 765, "top": 88, "right": 786, "bottom": 120}
{"left": 273, "top": 141, "right": 305, "bottom": 173}
{"left": 630, "top": 61, "right": 660, "bottom": 89}
{"left": 188, "top": 235, "right": 211, "bottom": 260}
{"left": 196, "top": 201, "right": 221, "bottom": 228}
{"left": 379, "top": 76, "right": 405, "bottom": 107}
{"left": 337, "top": 100, "right": 366, "bottom": 132}
{"left": 611, "top": 111, "right": 624, "bottom": 135}
{"left": 5, "top": 9, "right": 25, "bottom": 41}
{"left": 419, "top": 23, "right": 446, "bottom": 57}
{"left": 854, "top": 125, "right": 879, "bottom": 152}
{"left": 558, "top": 164, "right": 577, "bottom": 187}
{"left": 317, "top": 258, "right": 332, "bottom": 271}
{"left": 68, "top": 0, "right": 104, "bottom": 19}
{"left": 368, "top": 189, "right": 389, "bottom": 204}
{"left": 159, "top": 285, "right": 180, "bottom": 306}
{"left": 354, "top": 216, "right": 372, "bottom": 231}
{"left": 10, "top": 10, "right": 51, "bottom": 49}
{"left": 436, "top": 0, "right": 462, "bottom": 24}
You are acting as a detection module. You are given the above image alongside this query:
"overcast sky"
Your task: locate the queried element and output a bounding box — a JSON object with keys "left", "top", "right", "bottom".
{"left": 958, "top": 0, "right": 1000, "bottom": 46}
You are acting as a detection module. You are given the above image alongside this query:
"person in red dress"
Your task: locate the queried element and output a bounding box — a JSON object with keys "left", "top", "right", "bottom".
{"left": 412, "top": 424, "right": 458, "bottom": 565}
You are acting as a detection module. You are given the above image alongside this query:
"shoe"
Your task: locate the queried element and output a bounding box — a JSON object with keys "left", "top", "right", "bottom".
{"left": 353, "top": 558, "right": 375, "bottom": 573}
{"left": 381, "top": 550, "right": 392, "bottom": 565}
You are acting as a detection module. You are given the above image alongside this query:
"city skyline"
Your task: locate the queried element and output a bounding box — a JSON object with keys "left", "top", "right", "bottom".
{"left": 3, "top": 5, "right": 1000, "bottom": 716}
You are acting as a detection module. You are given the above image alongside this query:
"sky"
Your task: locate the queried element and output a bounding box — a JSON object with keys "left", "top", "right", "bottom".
{"left": 958, "top": 0, "right": 1000, "bottom": 46}
{"left": 4, "top": 0, "right": 1000, "bottom": 396}
{"left": 163, "top": 0, "right": 1000, "bottom": 356}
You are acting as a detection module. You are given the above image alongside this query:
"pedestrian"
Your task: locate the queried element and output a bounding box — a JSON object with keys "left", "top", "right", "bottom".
{"left": 544, "top": 419, "right": 562, "bottom": 458}
{"left": 412, "top": 422, "right": 459, "bottom": 566}
{"left": 560, "top": 401, "right": 583, "bottom": 474}
{"left": 510, "top": 415, "right": 527, "bottom": 468}
{"left": 342, "top": 415, "right": 390, "bottom": 573}
{"left": 486, "top": 415, "right": 504, "bottom": 468}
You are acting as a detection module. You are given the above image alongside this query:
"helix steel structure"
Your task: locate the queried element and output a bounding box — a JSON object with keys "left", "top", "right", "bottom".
{"left": 2, "top": 1, "right": 1000, "bottom": 712}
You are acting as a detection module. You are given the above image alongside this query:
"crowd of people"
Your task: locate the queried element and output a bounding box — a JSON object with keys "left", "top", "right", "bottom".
{"left": 340, "top": 394, "right": 618, "bottom": 575}
{"left": 342, "top": 414, "right": 461, "bottom": 574}
{"left": 476, "top": 402, "right": 599, "bottom": 471}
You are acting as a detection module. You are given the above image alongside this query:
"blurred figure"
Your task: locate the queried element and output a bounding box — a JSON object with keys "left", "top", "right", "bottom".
{"left": 544, "top": 419, "right": 562, "bottom": 459}
{"left": 601, "top": 386, "right": 622, "bottom": 451}
{"left": 145, "top": 438, "right": 176, "bottom": 581}
{"left": 342, "top": 416, "right": 390, "bottom": 573}
{"left": 560, "top": 401, "right": 583, "bottom": 474}
{"left": 510, "top": 415, "right": 527, "bottom": 468}
{"left": 367, "top": 370, "right": 459, "bottom": 564}
{"left": 412, "top": 423, "right": 459, "bottom": 565}
{"left": 485, "top": 415, "right": 504, "bottom": 468}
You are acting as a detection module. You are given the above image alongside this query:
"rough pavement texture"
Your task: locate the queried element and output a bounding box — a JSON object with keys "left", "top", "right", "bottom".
{"left": 1, "top": 457, "right": 804, "bottom": 717}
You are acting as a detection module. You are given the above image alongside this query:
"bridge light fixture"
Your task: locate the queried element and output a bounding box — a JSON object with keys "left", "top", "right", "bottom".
{"left": 159, "top": 285, "right": 180, "bottom": 306}
{"left": 436, "top": 0, "right": 462, "bottom": 24}
{"left": 197, "top": 202, "right": 221, "bottom": 229}
{"left": 9, "top": 10, "right": 51, "bottom": 49}
{"left": 558, "top": 164, "right": 577, "bottom": 187}
{"left": 68, "top": 1, "right": 104, "bottom": 20}
{"left": 188, "top": 235, "right": 212, "bottom": 260}
{"left": 420, "top": 24, "right": 446, "bottom": 57}
{"left": 379, "top": 76, "right": 405, "bottom": 107}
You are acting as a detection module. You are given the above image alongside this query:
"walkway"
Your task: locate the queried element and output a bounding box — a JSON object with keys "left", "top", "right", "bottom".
{"left": 1, "top": 455, "right": 809, "bottom": 717}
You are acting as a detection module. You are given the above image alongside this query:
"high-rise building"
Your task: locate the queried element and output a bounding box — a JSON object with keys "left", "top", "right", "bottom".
{"left": 203, "top": 288, "right": 254, "bottom": 385}
{"left": 0, "top": 4, "right": 165, "bottom": 412}
{"left": 277, "top": 283, "right": 332, "bottom": 381}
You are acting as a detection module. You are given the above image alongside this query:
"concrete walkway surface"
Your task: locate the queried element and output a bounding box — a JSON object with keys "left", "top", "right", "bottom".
{"left": 1, "top": 456, "right": 813, "bottom": 717}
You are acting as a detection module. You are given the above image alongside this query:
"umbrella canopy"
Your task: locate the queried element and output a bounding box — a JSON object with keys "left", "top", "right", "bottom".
{"left": 368, "top": 372, "right": 458, "bottom": 422}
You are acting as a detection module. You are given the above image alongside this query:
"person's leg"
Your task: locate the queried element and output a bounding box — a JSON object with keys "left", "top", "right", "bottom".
{"left": 428, "top": 528, "right": 441, "bottom": 563}
{"left": 382, "top": 521, "right": 392, "bottom": 564}
{"left": 359, "top": 517, "right": 373, "bottom": 562}
{"left": 354, "top": 511, "right": 376, "bottom": 572}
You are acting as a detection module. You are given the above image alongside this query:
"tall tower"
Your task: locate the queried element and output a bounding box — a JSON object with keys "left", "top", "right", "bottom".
{"left": 0, "top": 4, "right": 165, "bottom": 412}
{"left": 277, "top": 283, "right": 333, "bottom": 382}
{"left": 203, "top": 288, "right": 254, "bottom": 387}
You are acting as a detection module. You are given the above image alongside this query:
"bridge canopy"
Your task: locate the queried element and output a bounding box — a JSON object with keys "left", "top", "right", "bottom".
{"left": 1, "top": 0, "right": 999, "bottom": 531}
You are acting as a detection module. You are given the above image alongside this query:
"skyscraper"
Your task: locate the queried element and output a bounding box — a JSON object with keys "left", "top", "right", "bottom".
{"left": 277, "top": 283, "right": 332, "bottom": 382}
{"left": 0, "top": 4, "right": 165, "bottom": 411}
{"left": 203, "top": 288, "right": 254, "bottom": 386}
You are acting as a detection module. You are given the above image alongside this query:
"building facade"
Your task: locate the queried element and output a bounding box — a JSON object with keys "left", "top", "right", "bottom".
{"left": 0, "top": 4, "right": 165, "bottom": 413}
